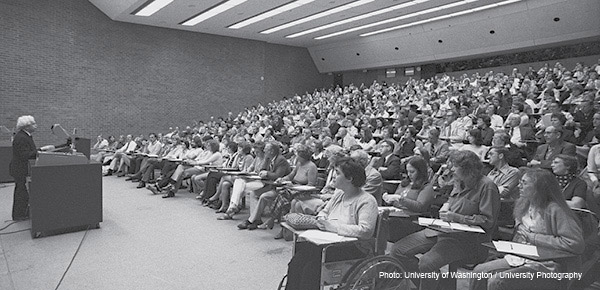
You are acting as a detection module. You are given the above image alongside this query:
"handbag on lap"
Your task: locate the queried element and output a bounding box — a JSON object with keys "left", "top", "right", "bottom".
{"left": 284, "top": 213, "right": 319, "bottom": 230}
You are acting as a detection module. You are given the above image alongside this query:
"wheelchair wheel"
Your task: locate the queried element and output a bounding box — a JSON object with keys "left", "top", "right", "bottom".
{"left": 277, "top": 275, "right": 287, "bottom": 290}
{"left": 338, "top": 255, "right": 411, "bottom": 290}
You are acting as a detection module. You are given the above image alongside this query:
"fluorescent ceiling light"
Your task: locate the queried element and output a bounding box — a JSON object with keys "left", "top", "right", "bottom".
{"left": 229, "top": 0, "right": 316, "bottom": 29}
{"left": 360, "top": 0, "right": 520, "bottom": 37}
{"left": 134, "top": 0, "right": 174, "bottom": 17}
{"left": 286, "top": 0, "right": 429, "bottom": 38}
{"left": 181, "top": 0, "right": 247, "bottom": 26}
{"left": 315, "top": 0, "right": 477, "bottom": 40}
{"left": 260, "top": 0, "right": 374, "bottom": 34}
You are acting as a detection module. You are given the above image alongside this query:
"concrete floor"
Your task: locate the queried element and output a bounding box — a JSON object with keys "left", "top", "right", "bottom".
{"left": 0, "top": 178, "right": 292, "bottom": 290}
{"left": 3, "top": 179, "right": 598, "bottom": 290}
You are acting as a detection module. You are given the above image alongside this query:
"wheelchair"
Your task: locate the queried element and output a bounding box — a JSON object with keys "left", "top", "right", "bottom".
{"left": 277, "top": 210, "right": 411, "bottom": 290}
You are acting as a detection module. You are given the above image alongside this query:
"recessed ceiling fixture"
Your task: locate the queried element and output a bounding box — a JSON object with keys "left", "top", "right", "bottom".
{"left": 314, "top": 0, "right": 477, "bottom": 40}
{"left": 229, "top": 0, "right": 316, "bottom": 30}
{"left": 260, "top": 0, "right": 374, "bottom": 34}
{"left": 133, "top": 0, "right": 174, "bottom": 17}
{"left": 360, "top": 0, "right": 521, "bottom": 37}
{"left": 286, "top": 0, "right": 430, "bottom": 38}
{"left": 181, "top": 0, "right": 248, "bottom": 26}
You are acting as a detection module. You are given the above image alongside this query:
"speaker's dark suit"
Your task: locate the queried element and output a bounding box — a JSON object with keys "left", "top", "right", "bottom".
{"left": 9, "top": 130, "right": 37, "bottom": 220}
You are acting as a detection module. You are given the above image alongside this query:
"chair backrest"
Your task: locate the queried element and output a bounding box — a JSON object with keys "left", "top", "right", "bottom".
{"left": 374, "top": 210, "right": 390, "bottom": 256}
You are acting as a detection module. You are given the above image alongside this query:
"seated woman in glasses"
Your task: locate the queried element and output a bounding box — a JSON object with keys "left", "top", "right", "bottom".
{"left": 469, "top": 169, "right": 584, "bottom": 290}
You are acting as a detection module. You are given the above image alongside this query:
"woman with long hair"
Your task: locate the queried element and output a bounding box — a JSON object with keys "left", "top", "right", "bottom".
{"left": 469, "top": 169, "right": 584, "bottom": 290}
{"left": 382, "top": 156, "right": 435, "bottom": 241}
{"left": 459, "top": 129, "right": 488, "bottom": 161}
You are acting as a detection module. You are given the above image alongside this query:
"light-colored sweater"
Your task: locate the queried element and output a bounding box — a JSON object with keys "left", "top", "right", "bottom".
{"left": 318, "top": 190, "right": 378, "bottom": 239}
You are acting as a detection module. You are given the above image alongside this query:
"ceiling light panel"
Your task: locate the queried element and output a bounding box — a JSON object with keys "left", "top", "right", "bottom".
{"left": 286, "top": 0, "right": 430, "bottom": 38}
{"left": 134, "top": 0, "right": 174, "bottom": 16}
{"left": 360, "top": 0, "right": 521, "bottom": 37}
{"left": 229, "top": 0, "right": 316, "bottom": 30}
{"left": 260, "top": 0, "right": 375, "bottom": 34}
{"left": 181, "top": 0, "right": 248, "bottom": 26}
{"left": 315, "top": 0, "right": 477, "bottom": 40}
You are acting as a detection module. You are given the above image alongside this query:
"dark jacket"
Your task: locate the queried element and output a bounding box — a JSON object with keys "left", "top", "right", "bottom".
{"left": 533, "top": 141, "right": 577, "bottom": 169}
{"left": 372, "top": 153, "right": 402, "bottom": 180}
{"left": 255, "top": 154, "right": 292, "bottom": 195}
{"left": 9, "top": 130, "right": 37, "bottom": 178}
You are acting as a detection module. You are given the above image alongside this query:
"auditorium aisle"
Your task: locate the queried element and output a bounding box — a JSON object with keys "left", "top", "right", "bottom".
{"left": 0, "top": 178, "right": 291, "bottom": 290}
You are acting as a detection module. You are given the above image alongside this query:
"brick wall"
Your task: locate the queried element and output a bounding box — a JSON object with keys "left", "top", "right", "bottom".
{"left": 0, "top": 0, "right": 325, "bottom": 146}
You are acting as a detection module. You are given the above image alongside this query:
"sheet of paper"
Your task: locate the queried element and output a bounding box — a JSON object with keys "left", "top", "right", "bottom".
{"left": 449, "top": 222, "right": 486, "bottom": 233}
{"left": 492, "top": 241, "right": 539, "bottom": 257}
{"left": 245, "top": 175, "right": 263, "bottom": 180}
{"left": 289, "top": 185, "right": 317, "bottom": 191}
{"left": 418, "top": 217, "right": 451, "bottom": 228}
{"left": 298, "top": 230, "right": 357, "bottom": 245}
{"left": 379, "top": 207, "right": 409, "bottom": 218}
{"left": 418, "top": 218, "right": 484, "bottom": 233}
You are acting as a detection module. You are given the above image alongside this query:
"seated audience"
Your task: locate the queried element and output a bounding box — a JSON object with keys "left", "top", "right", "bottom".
{"left": 91, "top": 135, "right": 117, "bottom": 163}
{"left": 163, "top": 139, "right": 223, "bottom": 198}
{"left": 211, "top": 142, "right": 254, "bottom": 212}
{"left": 237, "top": 142, "right": 291, "bottom": 229}
{"left": 218, "top": 141, "right": 267, "bottom": 220}
{"left": 260, "top": 145, "right": 318, "bottom": 239}
{"left": 104, "top": 134, "right": 137, "bottom": 176}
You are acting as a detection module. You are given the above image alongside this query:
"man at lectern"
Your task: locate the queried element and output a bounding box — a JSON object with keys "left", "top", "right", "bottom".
{"left": 9, "top": 115, "right": 38, "bottom": 221}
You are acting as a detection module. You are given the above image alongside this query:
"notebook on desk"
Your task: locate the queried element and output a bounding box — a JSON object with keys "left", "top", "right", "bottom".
{"left": 298, "top": 230, "right": 358, "bottom": 245}
{"left": 418, "top": 217, "right": 485, "bottom": 233}
{"left": 492, "top": 241, "right": 539, "bottom": 257}
{"left": 378, "top": 206, "right": 410, "bottom": 218}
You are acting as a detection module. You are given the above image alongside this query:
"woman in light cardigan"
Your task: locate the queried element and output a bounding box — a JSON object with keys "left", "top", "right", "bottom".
{"left": 284, "top": 157, "right": 378, "bottom": 290}
{"left": 469, "top": 169, "right": 584, "bottom": 290}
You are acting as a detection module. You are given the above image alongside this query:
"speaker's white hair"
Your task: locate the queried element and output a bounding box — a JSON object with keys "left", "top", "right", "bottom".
{"left": 16, "top": 115, "right": 36, "bottom": 131}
